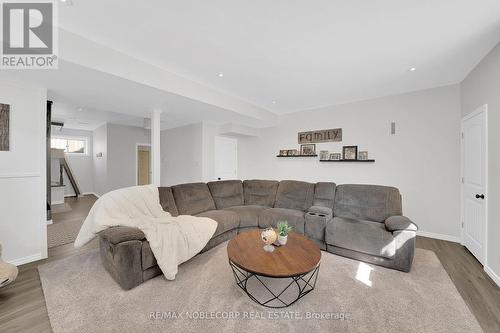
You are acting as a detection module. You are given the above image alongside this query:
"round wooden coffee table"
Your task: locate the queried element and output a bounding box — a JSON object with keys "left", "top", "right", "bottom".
{"left": 227, "top": 229, "right": 321, "bottom": 308}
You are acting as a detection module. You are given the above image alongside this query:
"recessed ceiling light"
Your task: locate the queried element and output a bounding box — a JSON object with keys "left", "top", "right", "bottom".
{"left": 271, "top": 101, "right": 276, "bottom": 104}
{"left": 217, "top": 73, "right": 224, "bottom": 78}
{"left": 409, "top": 67, "right": 416, "bottom": 72}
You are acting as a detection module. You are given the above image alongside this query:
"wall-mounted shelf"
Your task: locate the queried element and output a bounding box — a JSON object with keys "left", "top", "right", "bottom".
{"left": 319, "top": 159, "right": 375, "bottom": 162}
{"left": 276, "top": 155, "right": 318, "bottom": 158}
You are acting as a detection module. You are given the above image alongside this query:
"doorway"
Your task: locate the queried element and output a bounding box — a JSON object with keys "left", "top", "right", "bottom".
{"left": 214, "top": 136, "right": 237, "bottom": 181}
{"left": 461, "top": 104, "right": 488, "bottom": 264}
{"left": 136, "top": 144, "right": 151, "bottom": 185}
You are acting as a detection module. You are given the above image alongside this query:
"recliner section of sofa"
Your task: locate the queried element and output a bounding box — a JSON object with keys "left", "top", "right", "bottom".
{"left": 325, "top": 184, "right": 417, "bottom": 272}
{"left": 98, "top": 180, "right": 417, "bottom": 290}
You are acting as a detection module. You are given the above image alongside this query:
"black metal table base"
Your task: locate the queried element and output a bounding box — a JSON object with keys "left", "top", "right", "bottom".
{"left": 229, "top": 260, "right": 320, "bottom": 308}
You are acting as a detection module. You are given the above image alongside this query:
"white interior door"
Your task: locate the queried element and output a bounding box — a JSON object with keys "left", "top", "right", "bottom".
{"left": 214, "top": 136, "right": 237, "bottom": 181}
{"left": 461, "top": 105, "right": 487, "bottom": 264}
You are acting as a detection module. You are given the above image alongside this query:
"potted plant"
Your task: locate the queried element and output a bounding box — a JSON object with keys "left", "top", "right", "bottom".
{"left": 276, "top": 221, "right": 293, "bottom": 245}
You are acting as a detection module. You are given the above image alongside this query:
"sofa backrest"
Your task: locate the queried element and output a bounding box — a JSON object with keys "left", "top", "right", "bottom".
{"left": 158, "top": 187, "right": 179, "bottom": 216}
{"left": 171, "top": 182, "right": 216, "bottom": 215}
{"left": 334, "top": 184, "right": 402, "bottom": 222}
{"left": 243, "top": 180, "right": 279, "bottom": 207}
{"left": 313, "top": 182, "right": 336, "bottom": 209}
{"left": 207, "top": 180, "right": 244, "bottom": 209}
{"left": 274, "top": 180, "right": 315, "bottom": 211}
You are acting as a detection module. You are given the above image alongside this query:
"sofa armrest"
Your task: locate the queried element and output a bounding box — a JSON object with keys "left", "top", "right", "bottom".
{"left": 385, "top": 216, "right": 418, "bottom": 232}
{"left": 307, "top": 205, "right": 333, "bottom": 218}
{"left": 99, "top": 226, "right": 146, "bottom": 245}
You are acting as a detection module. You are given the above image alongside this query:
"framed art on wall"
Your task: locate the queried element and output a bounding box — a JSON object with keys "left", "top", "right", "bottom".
{"left": 329, "top": 153, "right": 341, "bottom": 160}
{"left": 300, "top": 144, "right": 316, "bottom": 155}
{"left": 358, "top": 151, "right": 368, "bottom": 160}
{"left": 342, "top": 146, "right": 358, "bottom": 160}
{"left": 0, "top": 103, "right": 10, "bottom": 151}
{"left": 319, "top": 150, "right": 329, "bottom": 160}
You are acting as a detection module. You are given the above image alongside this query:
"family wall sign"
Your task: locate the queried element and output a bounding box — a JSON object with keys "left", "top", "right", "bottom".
{"left": 298, "top": 128, "right": 342, "bottom": 144}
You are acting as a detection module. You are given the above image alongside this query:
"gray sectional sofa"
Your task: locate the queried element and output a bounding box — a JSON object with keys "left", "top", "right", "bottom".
{"left": 98, "top": 180, "right": 418, "bottom": 290}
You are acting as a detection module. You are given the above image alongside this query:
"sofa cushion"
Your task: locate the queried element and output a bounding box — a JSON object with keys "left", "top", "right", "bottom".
{"left": 258, "top": 208, "right": 306, "bottom": 234}
{"left": 326, "top": 217, "right": 395, "bottom": 259}
{"left": 243, "top": 180, "right": 279, "bottom": 207}
{"left": 207, "top": 180, "right": 244, "bottom": 209}
{"left": 334, "top": 184, "right": 402, "bottom": 223}
{"left": 196, "top": 210, "right": 240, "bottom": 237}
{"left": 171, "top": 182, "right": 216, "bottom": 215}
{"left": 313, "top": 182, "right": 336, "bottom": 209}
{"left": 158, "top": 187, "right": 179, "bottom": 216}
{"left": 274, "top": 180, "right": 314, "bottom": 211}
{"left": 224, "top": 205, "right": 267, "bottom": 227}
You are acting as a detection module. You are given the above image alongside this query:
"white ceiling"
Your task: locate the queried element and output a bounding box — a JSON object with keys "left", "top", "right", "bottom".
{"left": 51, "top": 102, "right": 145, "bottom": 131}
{"left": 0, "top": 60, "right": 275, "bottom": 130}
{"left": 57, "top": 0, "right": 500, "bottom": 114}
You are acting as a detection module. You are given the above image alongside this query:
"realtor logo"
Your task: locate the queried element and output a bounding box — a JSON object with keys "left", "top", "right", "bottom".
{"left": 1, "top": 0, "right": 58, "bottom": 69}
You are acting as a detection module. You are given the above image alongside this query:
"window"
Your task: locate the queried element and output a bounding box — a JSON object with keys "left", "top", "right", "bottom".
{"left": 51, "top": 137, "right": 88, "bottom": 155}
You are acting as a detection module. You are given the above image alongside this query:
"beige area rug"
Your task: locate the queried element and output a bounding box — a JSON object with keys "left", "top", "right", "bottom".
{"left": 47, "top": 219, "right": 83, "bottom": 248}
{"left": 38, "top": 244, "right": 482, "bottom": 333}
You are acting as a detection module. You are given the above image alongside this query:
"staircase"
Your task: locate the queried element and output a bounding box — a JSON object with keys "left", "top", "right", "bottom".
{"left": 51, "top": 148, "right": 81, "bottom": 197}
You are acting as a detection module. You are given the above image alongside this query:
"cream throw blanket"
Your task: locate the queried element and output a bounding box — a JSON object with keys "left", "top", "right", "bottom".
{"left": 74, "top": 185, "right": 217, "bottom": 280}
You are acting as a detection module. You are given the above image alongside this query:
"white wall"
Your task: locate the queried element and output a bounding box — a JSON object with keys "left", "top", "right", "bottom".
{"left": 0, "top": 80, "right": 47, "bottom": 265}
{"left": 92, "top": 124, "right": 108, "bottom": 196}
{"left": 51, "top": 128, "right": 94, "bottom": 196}
{"left": 160, "top": 123, "right": 203, "bottom": 186}
{"left": 159, "top": 121, "right": 224, "bottom": 186}
{"left": 201, "top": 122, "right": 218, "bottom": 182}
{"left": 107, "top": 124, "right": 150, "bottom": 191}
{"left": 461, "top": 42, "right": 500, "bottom": 284}
{"left": 239, "top": 85, "right": 462, "bottom": 240}
{"left": 92, "top": 123, "right": 151, "bottom": 196}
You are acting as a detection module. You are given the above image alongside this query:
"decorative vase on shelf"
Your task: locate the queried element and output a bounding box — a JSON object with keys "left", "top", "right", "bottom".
{"left": 261, "top": 228, "right": 277, "bottom": 252}
{"left": 276, "top": 221, "right": 293, "bottom": 246}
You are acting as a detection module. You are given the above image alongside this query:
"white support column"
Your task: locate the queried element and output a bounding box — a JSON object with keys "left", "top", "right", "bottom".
{"left": 151, "top": 109, "right": 162, "bottom": 186}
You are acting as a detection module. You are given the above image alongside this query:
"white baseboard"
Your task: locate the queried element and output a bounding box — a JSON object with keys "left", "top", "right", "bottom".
{"left": 7, "top": 253, "right": 44, "bottom": 266}
{"left": 417, "top": 231, "right": 461, "bottom": 243}
{"left": 484, "top": 266, "right": 500, "bottom": 287}
{"left": 46, "top": 219, "right": 53, "bottom": 225}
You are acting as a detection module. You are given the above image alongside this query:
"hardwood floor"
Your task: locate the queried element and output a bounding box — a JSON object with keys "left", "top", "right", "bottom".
{"left": 1, "top": 210, "right": 499, "bottom": 332}
{"left": 416, "top": 237, "right": 500, "bottom": 332}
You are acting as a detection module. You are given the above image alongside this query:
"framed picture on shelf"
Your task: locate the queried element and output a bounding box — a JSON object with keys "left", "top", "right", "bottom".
{"left": 329, "top": 153, "right": 341, "bottom": 160}
{"left": 319, "top": 150, "right": 329, "bottom": 160}
{"left": 288, "top": 149, "right": 299, "bottom": 156}
{"left": 279, "top": 150, "right": 288, "bottom": 156}
{"left": 358, "top": 151, "right": 368, "bottom": 160}
{"left": 342, "top": 146, "right": 358, "bottom": 160}
{"left": 300, "top": 144, "right": 316, "bottom": 155}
